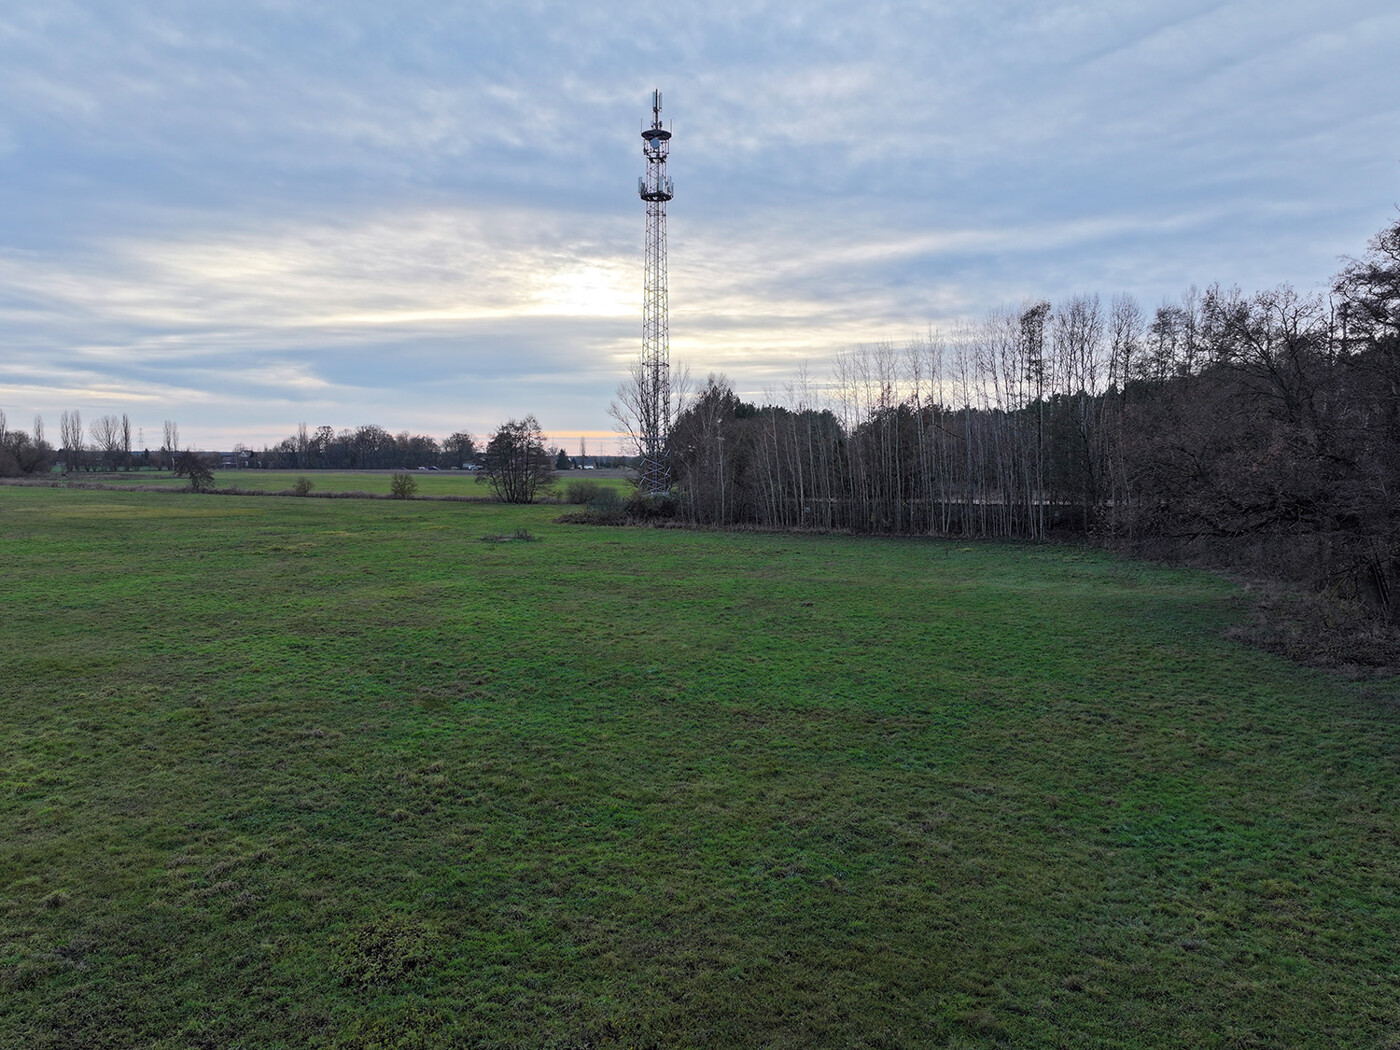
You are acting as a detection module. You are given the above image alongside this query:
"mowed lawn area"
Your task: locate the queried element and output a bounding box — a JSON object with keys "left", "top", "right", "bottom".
{"left": 2, "top": 487, "right": 1398, "bottom": 1049}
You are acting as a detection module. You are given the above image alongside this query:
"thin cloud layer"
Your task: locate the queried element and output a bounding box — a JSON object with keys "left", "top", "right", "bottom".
{"left": 2, "top": 1, "right": 1398, "bottom": 449}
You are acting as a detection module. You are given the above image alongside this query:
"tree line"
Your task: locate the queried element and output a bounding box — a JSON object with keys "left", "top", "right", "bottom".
{"left": 664, "top": 217, "right": 1399, "bottom": 623}
{"left": 0, "top": 415, "right": 487, "bottom": 474}
{"left": 255, "top": 424, "right": 478, "bottom": 471}
{"left": 0, "top": 411, "right": 186, "bottom": 474}
{"left": 0, "top": 410, "right": 629, "bottom": 480}
{"left": 255, "top": 424, "right": 624, "bottom": 474}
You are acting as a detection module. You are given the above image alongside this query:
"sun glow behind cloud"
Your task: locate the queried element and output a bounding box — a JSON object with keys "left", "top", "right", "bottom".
{"left": 533, "top": 261, "right": 636, "bottom": 319}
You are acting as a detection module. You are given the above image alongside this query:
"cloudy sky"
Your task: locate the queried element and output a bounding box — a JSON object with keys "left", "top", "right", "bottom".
{"left": 2, "top": 1, "right": 1398, "bottom": 452}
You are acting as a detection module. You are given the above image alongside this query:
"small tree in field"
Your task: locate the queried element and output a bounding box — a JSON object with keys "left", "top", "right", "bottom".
{"left": 390, "top": 472, "right": 418, "bottom": 499}
{"left": 479, "top": 415, "right": 555, "bottom": 503}
{"left": 174, "top": 450, "right": 215, "bottom": 492}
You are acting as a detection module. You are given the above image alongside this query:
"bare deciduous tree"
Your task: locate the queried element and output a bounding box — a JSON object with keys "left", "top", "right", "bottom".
{"left": 162, "top": 420, "right": 180, "bottom": 470}
{"left": 478, "top": 415, "right": 555, "bottom": 503}
{"left": 174, "top": 449, "right": 215, "bottom": 492}
{"left": 60, "top": 410, "right": 84, "bottom": 471}
{"left": 610, "top": 361, "right": 690, "bottom": 470}
{"left": 90, "top": 415, "right": 123, "bottom": 471}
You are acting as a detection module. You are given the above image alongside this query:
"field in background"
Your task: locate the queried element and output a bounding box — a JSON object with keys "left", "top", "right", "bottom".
{"left": 2, "top": 487, "right": 1398, "bottom": 1048}
{"left": 51, "top": 468, "right": 635, "bottom": 499}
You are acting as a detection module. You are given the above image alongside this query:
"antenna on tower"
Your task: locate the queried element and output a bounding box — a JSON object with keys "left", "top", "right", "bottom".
{"left": 637, "top": 88, "right": 674, "bottom": 494}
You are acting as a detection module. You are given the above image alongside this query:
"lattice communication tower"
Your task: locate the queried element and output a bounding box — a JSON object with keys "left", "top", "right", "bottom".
{"left": 637, "top": 89, "right": 674, "bottom": 494}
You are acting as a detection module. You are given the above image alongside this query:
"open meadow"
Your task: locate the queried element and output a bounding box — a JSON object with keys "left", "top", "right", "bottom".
{"left": 51, "top": 469, "right": 633, "bottom": 500}
{"left": 2, "top": 486, "right": 1398, "bottom": 1048}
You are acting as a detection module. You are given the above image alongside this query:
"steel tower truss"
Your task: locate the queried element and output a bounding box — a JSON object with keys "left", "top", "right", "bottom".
{"left": 637, "top": 89, "right": 674, "bottom": 494}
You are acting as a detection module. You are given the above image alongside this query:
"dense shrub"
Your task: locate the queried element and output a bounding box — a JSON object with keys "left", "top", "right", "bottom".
{"left": 587, "top": 487, "right": 624, "bottom": 513}
{"left": 625, "top": 490, "right": 678, "bottom": 520}
{"left": 1225, "top": 580, "right": 1400, "bottom": 672}
{"left": 564, "top": 480, "right": 604, "bottom": 504}
{"left": 0, "top": 430, "right": 52, "bottom": 477}
{"left": 390, "top": 472, "right": 418, "bottom": 499}
{"left": 555, "top": 487, "right": 665, "bottom": 526}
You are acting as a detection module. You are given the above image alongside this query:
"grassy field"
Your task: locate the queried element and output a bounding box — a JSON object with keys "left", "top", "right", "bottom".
{"left": 48, "top": 468, "right": 634, "bottom": 500}
{"left": 2, "top": 487, "right": 1398, "bottom": 1048}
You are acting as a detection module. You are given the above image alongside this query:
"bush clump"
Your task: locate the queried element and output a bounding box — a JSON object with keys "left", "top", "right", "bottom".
{"left": 554, "top": 486, "right": 663, "bottom": 526}
{"left": 1226, "top": 582, "right": 1400, "bottom": 673}
{"left": 625, "top": 490, "right": 678, "bottom": 520}
{"left": 389, "top": 473, "right": 418, "bottom": 499}
{"left": 587, "top": 487, "right": 624, "bottom": 513}
{"left": 292, "top": 476, "right": 314, "bottom": 496}
{"left": 564, "top": 480, "right": 604, "bottom": 505}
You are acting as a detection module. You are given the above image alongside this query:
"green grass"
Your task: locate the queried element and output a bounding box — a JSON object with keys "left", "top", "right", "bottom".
{"left": 63, "top": 468, "right": 494, "bottom": 497}
{"left": 2, "top": 487, "right": 1398, "bottom": 1048}
{"left": 50, "top": 468, "right": 635, "bottom": 501}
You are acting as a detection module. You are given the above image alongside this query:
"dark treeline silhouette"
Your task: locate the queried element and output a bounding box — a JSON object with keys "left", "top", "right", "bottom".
{"left": 256, "top": 425, "right": 628, "bottom": 472}
{"left": 1, "top": 417, "right": 478, "bottom": 474}
{"left": 668, "top": 217, "right": 1400, "bottom": 624}
{"left": 256, "top": 424, "right": 478, "bottom": 470}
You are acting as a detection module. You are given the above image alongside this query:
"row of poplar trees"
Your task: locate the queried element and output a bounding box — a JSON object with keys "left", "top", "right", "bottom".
{"left": 667, "top": 217, "right": 1400, "bottom": 620}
